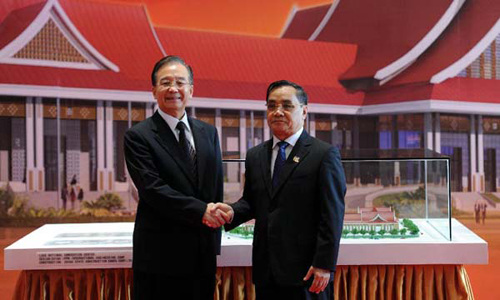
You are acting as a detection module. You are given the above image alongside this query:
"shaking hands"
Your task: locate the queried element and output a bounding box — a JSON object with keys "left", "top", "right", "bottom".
{"left": 202, "top": 203, "right": 234, "bottom": 228}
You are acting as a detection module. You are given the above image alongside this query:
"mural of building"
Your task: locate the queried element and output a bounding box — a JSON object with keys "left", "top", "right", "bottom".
{"left": 0, "top": 0, "right": 499, "bottom": 205}
{"left": 343, "top": 207, "right": 399, "bottom": 232}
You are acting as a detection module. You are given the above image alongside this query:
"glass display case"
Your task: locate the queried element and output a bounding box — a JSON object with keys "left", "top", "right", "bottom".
{"left": 222, "top": 149, "right": 451, "bottom": 241}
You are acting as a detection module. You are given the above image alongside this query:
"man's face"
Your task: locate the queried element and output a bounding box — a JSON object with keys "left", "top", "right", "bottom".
{"left": 266, "top": 86, "right": 307, "bottom": 140}
{"left": 152, "top": 62, "right": 193, "bottom": 119}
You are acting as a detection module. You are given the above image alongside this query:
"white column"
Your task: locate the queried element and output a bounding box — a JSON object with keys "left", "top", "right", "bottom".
{"left": 105, "top": 101, "right": 114, "bottom": 191}
{"left": 424, "top": 113, "right": 433, "bottom": 151}
{"left": 477, "top": 115, "right": 484, "bottom": 192}
{"left": 264, "top": 118, "right": 270, "bottom": 141}
{"left": 96, "top": 101, "right": 105, "bottom": 191}
{"left": 469, "top": 115, "right": 477, "bottom": 192}
{"left": 239, "top": 110, "right": 246, "bottom": 159}
{"left": 35, "top": 97, "right": 44, "bottom": 191}
{"left": 309, "top": 113, "right": 316, "bottom": 137}
{"left": 25, "top": 97, "right": 35, "bottom": 191}
{"left": 239, "top": 110, "right": 246, "bottom": 186}
{"left": 394, "top": 162, "right": 401, "bottom": 186}
{"left": 434, "top": 113, "right": 441, "bottom": 153}
{"left": 250, "top": 111, "right": 255, "bottom": 148}
{"left": 353, "top": 117, "right": 360, "bottom": 186}
{"left": 215, "top": 108, "right": 222, "bottom": 146}
{"left": 145, "top": 102, "right": 154, "bottom": 118}
{"left": 331, "top": 115, "right": 338, "bottom": 145}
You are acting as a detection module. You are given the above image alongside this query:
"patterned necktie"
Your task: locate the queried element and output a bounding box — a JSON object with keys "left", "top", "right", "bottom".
{"left": 272, "top": 141, "right": 288, "bottom": 189}
{"left": 176, "top": 122, "right": 197, "bottom": 182}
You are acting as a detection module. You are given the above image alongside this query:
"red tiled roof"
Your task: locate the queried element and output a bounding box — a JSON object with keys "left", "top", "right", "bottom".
{"left": 0, "top": 0, "right": 44, "bottom": 23}
{"left": 335, "top": 0, "right": 452, "bottom": 82}
{"left": 0, "top": 64, "right": 144, "bottom": 90}
{"left": 283, "top": 0, "right": 453, "bottom": 82}
{"left": 281, "top": 5, "right": 330, "bottom": 40}
{"left": 344, "top": 214, "right": 362, "bottom": 222}
{"left": 192, "top": 79, "right": 364, "bottom": 105}
{"left": 155, "top": 27, "right": 362, "bottom": 103}
{"left": 0, "top": 2, "right": 45, "bottom": 50}
{"left": 0, "top": 0, "right": 162, "bottom": 91}
{"left": 58, "top": 0, "right": 162, "bottom": 85}
{"left": 359, "top": 207, "right": 392, "bottom": 213}
{"left": 364, "top": 77, "right": 500, "bottom": 105}
{"left": 0, "top": 0, "right": 498, "bottom": 110}
{"left": 361, "top": 212, "right": 396, "bottom": 223}
{"left": 344, "top": 207, "right": 397, "bottom": 224}
{"left": 388, "top": 0, "right": 500, "bottom": 86}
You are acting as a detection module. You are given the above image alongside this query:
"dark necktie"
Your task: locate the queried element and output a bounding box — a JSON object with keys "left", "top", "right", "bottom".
{"left": 272, "top": 141, "right": 288, "bottom": 189}
{"left": 176, "top": 122, "right": 197, "bottom": 182}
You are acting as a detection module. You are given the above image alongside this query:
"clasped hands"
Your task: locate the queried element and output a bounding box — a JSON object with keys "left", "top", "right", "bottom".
{"left": 202, "top": 203, "right": 234, "bottom": 228}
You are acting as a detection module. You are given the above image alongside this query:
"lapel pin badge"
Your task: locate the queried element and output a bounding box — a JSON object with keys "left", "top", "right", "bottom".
{"left": 293, "top": 156, "right": 300, "bottom": 163}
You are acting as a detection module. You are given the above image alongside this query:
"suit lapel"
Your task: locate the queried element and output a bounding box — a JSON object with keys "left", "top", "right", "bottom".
{"left": 272, "top": 131, "right": 312, "bottom": 198}
{"left": 151, "top": 112, "right": 196, "bottom": 187}
{"left": 259, "top": 139, "right": 273, "bottom": 199}
{"left": 189, "top": 117, "right": 207, "bottom": 191}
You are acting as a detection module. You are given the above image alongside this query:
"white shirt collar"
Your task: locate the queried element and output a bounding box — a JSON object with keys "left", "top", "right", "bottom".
{"left": 272, "top": 127, "right": 303, "bottom": 149}
{"left": 157, "top": 109, "right": 191, "bottom": 134}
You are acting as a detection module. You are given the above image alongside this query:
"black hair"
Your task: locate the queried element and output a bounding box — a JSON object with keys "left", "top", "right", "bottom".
{"left": 151, "top": 55, "right": 194, "bottom": 86}
{"left": 266, "top": 80, "right": 308, "bottom": 105}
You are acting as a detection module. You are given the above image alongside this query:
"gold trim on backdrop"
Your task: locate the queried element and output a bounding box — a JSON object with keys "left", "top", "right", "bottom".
{"left": 440, "top": 114, "right": 470, "bottom": 133}
{"left": 0, "top": 100, "right": 25, "bottom": 117}
{"left": 197, "top": 115, "right": 215, "bottom": 125}
{"left": 43, "top": 102, "right": 97, "bottom": 120}
{"left": 316, "top": 120, "right": 331, "bottom": 131}
{"left": 222, "top": 116, "right": 239, "bottom": 127}
{"left": 13, "top": 265, "right": 474, "bottom": 300}
{"left": 482, "top": 117, "right": 500, "bottom": 133}
{"left": 113, "top": 104, "right": 146, "bottom": 122}
{"left": 246, "top": 117, "right": 263, "bottom": 128}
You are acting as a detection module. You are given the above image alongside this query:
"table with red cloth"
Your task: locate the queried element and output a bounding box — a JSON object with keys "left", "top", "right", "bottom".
{"left": 5, "top": 220, "right": 486, "bottom": 299}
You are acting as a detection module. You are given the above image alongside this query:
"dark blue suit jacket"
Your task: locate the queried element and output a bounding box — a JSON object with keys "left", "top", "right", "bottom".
{"left": 124, "top": 111, "right": 223, "bottom": 276}
{"left": 226, "top": 130, "right": 346, "bottom": 286}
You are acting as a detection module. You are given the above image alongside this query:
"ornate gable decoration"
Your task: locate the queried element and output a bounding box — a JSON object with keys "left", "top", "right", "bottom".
{"left": 0, "top": 0, "right": 119, "bottom": 71}
{"left": 368, "top": 214, "right": 388, "bottom": 223}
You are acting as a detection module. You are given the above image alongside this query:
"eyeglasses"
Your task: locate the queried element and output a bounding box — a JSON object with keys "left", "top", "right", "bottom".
{"left": 158, "top": 80, "right": 190, "bottom": 89}
{"left": 266, "top": 102, "right": 301, "bottom": 112}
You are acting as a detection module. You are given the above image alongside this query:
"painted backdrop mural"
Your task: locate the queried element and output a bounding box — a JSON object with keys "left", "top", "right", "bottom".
{"left": 0, "top": 0, "right": 499, "bottom": 221}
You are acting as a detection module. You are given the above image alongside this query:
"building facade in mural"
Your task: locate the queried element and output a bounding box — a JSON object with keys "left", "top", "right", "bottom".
{"left": 0, "top": 0, "right": 499, "bottom": 209}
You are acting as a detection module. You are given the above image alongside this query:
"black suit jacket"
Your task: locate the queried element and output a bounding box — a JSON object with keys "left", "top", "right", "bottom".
{"left": 226, "top": 131, "right": 346, "bottom": 286}
{"left": 124, "top": 111, "right": 223, "bottom": 276}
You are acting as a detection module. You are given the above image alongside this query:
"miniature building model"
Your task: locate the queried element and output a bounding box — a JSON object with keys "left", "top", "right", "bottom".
{"left": 343, "top": 207, "right": 399, "bottom": 232}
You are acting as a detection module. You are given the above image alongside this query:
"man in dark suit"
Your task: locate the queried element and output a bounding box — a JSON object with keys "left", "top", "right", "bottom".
{"left": 215, "top": 80, "right": 346, "bottom": 300}
{"left": 124, "top": 55, "right": 226, "bottom": 299}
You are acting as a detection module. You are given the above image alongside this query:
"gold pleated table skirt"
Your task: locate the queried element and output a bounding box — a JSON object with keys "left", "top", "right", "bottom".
{"left": 12, "top": 265, "right": 474, "bottom": 300}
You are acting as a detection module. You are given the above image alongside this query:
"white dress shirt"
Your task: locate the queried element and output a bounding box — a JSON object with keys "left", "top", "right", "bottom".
{"left": 157, "top": 109, "right": 196, "bottom": 151}
{"left": 270, "top": 127, "right": 303, "bottom": 177}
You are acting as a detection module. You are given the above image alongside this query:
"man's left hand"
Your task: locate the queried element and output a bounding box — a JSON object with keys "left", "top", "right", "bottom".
{"left": 303, "top": 266, "right": 330, "bottom": 294}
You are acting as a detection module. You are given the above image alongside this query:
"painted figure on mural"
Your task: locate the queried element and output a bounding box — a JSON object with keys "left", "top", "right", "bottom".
{"left": 61, "top": 184, "right": 68, "bottom": 210}
{"left": 481, "top": 203, "right": 487, "bottom": 224}
{"left": 77, "top": 186, "right": 84, "bottom": 208}
{"left": 474, "top": 201, "right": 481, "bottom": 224}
